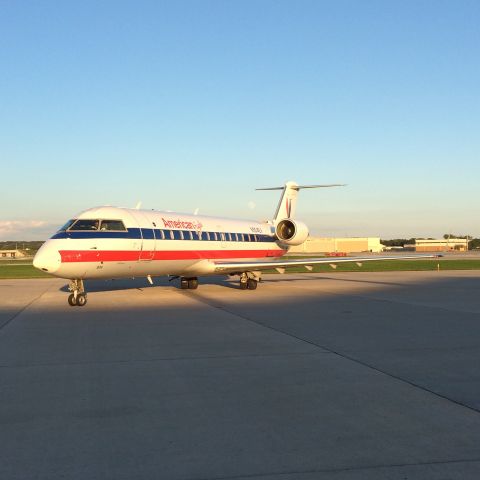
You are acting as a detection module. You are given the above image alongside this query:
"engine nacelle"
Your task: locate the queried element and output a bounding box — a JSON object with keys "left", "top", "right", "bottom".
{"left": 275, "top": 219, "right": 309, "bottom": 246}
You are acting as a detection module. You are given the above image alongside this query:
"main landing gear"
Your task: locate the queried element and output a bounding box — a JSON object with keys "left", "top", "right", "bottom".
{"left": 239, "top": 272, "right": 258, "bottom": 290}
{"left": 68, "top": 279, "right": 87, "bottom": 307}
{"left": 180, "top": 277, "right": 199, "bottom": 290}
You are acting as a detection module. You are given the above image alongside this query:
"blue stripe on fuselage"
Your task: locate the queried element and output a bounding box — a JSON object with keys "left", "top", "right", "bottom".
{"left": 50, "top": 228, "right": 277, "bottom": 242}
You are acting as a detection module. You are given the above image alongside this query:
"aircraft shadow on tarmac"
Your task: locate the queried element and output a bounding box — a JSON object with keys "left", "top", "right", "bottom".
{"left": 58, "top": 275, "right": 240, "bottom": 293}
{"left": 57, "top": 273, "right": 409, "bottom": 293}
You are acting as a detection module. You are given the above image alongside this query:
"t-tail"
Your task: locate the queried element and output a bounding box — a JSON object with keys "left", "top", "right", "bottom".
{"left": 256, "top": 181, "right": 346, "bottom": 222}
{"left": 256, "top": 181, "right": 345, "bottom": 246}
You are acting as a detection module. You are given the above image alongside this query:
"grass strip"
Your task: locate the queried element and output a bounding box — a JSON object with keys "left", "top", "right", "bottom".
{"left": 263, "top": 259, "right": 480, "bottom": 274}
{"left": 0, "top": 264, "right": 52, "bottom": 279}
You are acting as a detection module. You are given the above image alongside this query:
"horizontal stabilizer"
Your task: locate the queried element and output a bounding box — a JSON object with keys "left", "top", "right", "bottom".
{"left": 256, "top": 184, "right": 346, "bottom": 191}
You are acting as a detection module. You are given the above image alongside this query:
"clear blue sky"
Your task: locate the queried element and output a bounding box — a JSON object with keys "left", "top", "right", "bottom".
{"left": 1, "top": 0, "right": 479, "bottom": 240}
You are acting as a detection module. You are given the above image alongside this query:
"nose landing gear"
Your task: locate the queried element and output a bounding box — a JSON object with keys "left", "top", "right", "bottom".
{"left": 68, "top": 279, "right": 87, "bottom": 307}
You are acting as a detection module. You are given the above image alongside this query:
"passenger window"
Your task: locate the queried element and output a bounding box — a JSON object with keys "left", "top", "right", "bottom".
{"left": 179, "top": 231, "right": 184, "bottom": 240}
{"left": 159, "top": 230, "right": 165, "bottom": 240}
{"left": 173, "top": 231, "right": 182, "bottom": 240}
{"left": 70, "top": 219, "right": 100, "bottom": 231}
{"left": 227, "top": 233, "right": 232, "bottom": 241}
{"left": 204, "top": 232, "right": 210, "bottom": 241}
{"left": 212, "top": 232, "right": 218, "bottom": 241}
{"left": 99, "top": 220, "right": 126, "bottom": 231}
{"left": 187, "top": 231, "right": 193, "bottom": 240}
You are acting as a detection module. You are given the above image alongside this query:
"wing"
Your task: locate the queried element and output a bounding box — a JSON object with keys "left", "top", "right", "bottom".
{"left": 213, "top": 254, "right": 441, "bottom": 274}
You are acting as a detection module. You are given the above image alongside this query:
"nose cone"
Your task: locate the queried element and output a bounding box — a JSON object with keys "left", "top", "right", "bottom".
{"left": 33, "top": 242, "right": 61, "bottom": 274}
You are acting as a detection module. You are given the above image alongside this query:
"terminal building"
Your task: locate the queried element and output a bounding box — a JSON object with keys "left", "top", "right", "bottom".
{"left": 289, "top": 237, "right": 383, "bottom": 254}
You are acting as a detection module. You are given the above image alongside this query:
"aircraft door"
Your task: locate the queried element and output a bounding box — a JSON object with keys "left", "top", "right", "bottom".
{"left": 134, "top": 211, "right": 156, "bottom": 261}
{"left": 139, "top": 228, "right": 156, "bottom": 261}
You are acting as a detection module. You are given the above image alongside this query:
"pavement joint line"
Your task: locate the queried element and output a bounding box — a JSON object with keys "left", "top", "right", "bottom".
{"left": 0, "top": 281, "right": 55, "bottom": 334}
{"left": 342, "top": 344, "right": 480, "bottom": 354}
{"left": 268, "top": 273, "right": 408, "bottom": 288}
{"left": 296, "top": 276, "right": 480, "bottom": 316}
{"left": 261, "top": 277, "right": 477, "bottom": 316}
{"left": 0, "top": 350, "right": 325, "bottom": 370}
{"left": 183, "top": 290, "right": 480, "bottom": 416}
{"left": 333, "top": 291, "right": 480, "bottom": 316}
{"left": 178, "top": 290, "right": 330, "bottom": 353}
{"left": 184, "top": 457, "right": 480, "bottom": 480}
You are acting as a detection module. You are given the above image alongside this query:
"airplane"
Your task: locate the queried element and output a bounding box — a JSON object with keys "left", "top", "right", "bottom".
{"left": 33, "top": 181, "right": 437, "bottom": 306}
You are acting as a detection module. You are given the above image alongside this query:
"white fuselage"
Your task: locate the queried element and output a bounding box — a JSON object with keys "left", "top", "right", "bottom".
{"left": 33, "top": 206, "right": 287, "bottom": 280}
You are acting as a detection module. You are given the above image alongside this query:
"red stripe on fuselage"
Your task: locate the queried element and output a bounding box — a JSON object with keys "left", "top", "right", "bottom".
{"left": 59, "top": 249, "right": 286, "bottom": 263}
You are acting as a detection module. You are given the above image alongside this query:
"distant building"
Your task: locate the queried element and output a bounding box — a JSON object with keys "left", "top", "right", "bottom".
{"left": 405, "top": 238, "right": 469, "bottom": 252}
{"left": 290, "top": 237, "right": 384, "bottom": 254}
{"left": 0, "top": 249, "right": 26, "bottom": 258}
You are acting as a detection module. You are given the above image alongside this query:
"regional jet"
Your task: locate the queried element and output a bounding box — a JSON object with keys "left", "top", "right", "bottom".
{"left": 33, "top": 181, "right": 434, "bottom": 306}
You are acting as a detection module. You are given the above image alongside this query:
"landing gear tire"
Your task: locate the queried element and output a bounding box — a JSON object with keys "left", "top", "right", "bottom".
{"left": 180, "top": 277, "right": 198, "bottom": 289}
{"left": 76, "top": 294, "right": 87, "bottom": 307}
{"left": 239, "top": 272, "right": 259, "bottom": 290}
{"left": 68, "top": 279, "right": 87, "bottom": 306}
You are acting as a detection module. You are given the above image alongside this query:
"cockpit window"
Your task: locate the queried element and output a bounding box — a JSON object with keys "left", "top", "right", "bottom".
{"left": 58, "top": 219, "right": 75, "bottom": 232}
{"left": 69, "top": 219, "right": 100, "bottom": 231}
{"left": 99, "top": 220, "right": 126, "bottom": 231}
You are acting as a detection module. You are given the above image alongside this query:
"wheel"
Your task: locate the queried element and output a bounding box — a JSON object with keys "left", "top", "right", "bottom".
{"left": 76, "top": 294, "right": 87, "bottom": 307}
{"left": 239, "top": 281, "right": 248, "bottom": 290}
{"left": 247, "top": 279, "right": 257, "bottom": 290}
{"left": 188, "top": 278, "right": 198, "bottom": 289}
{"left": 68, "top": 294, "right": 77, "bottom": 306}
{"left": 180, "top": 278, "right": 189, "bottom": 289}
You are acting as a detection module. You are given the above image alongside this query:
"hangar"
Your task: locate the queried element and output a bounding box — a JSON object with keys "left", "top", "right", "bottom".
{"left": 406, "top": 238, "right": 469, "bottom": 252}
{"left": 0, "top": 249, "right": 26, "bottom": 258}
{"left": 290, "top": 237, "right": 383, "bottom": 254}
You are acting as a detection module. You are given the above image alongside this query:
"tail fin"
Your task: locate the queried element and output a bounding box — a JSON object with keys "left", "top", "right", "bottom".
{"left": 256, "top": 181, "right": 345, "bottom": 222}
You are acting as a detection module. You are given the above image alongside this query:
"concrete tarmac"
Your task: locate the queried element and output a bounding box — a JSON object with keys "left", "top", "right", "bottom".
{"left": 1, "top": 271, "right": 480, "bottom": 479}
